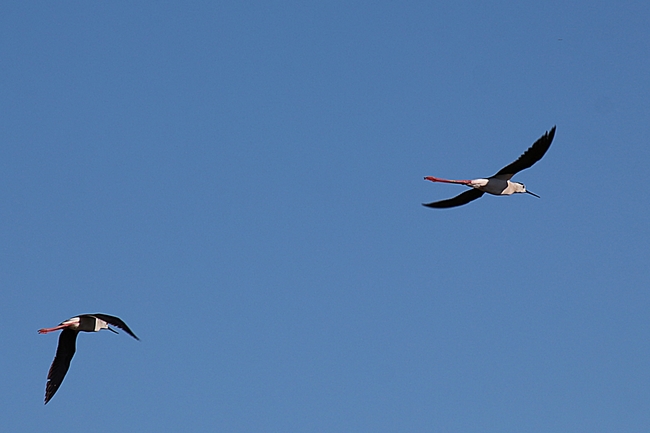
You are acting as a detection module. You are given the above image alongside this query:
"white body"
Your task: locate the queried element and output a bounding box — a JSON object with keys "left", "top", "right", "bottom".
{"left": 61, "top": 316, "right": 110, "bottom": 332}
{"left": 469, "top": 178, "right": 525, "bottom": 196}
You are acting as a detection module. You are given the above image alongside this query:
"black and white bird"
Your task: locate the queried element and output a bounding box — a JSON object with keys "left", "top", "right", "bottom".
{"left": 38, "top": 313, "right": 139, "bottom": 404}
{"left": 423, "top": 126, "right": 556, "bottom": 208}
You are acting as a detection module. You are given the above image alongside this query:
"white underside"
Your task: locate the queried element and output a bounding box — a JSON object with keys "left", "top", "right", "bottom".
{"left": 470, "top": 178, "right": 519, "bottom": 196}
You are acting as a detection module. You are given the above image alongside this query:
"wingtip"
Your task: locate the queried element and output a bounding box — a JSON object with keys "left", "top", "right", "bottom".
{"left": 548, "top": 125, "right": 557, "bottom": 138}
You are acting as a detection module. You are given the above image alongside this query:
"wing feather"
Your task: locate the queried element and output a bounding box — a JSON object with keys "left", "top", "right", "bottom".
{"left": 91, "top": 314, "right": 140, "bottom": 340}
{"left": 494, "top": 126, "right": 556, "bottom": 179}
{"left": 423, "top": 189, "right": 485, "bottom": 209}
{"left": 44, "top": 329, "right": 78, "bottom": 404}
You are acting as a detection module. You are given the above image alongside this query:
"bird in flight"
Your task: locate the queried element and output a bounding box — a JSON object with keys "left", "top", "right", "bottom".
{"left": 423, "top": 126, "right": 556, "bottom": 208}
{"left": 38, "top": 313, "right": 139, "bottom": 404}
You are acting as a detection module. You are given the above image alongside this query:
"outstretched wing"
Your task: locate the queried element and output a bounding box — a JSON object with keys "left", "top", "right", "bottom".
{"left": 423, "top": 189, "right": 485, "bottom": 209}
{"left": 45, "top": 329, "right": 78, "bottom": 404}
{"left": 92, "top": 314, "right": 140, "bottom": 340}
{"left": 494, "top": 126, "right": 556, "bottom": 180}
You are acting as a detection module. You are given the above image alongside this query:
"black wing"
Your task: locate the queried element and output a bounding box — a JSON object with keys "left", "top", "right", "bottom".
{"left": 494, "top": 126, "right": 556, "bottom": 179}
{"left": 423, "top": 189, "right": 485, "bottom": 209}
{"left": 91, "top": 314, "right": 140, "bottom": 340}
{"left": 45, "top": 329, "right": 78, "bottom": 404}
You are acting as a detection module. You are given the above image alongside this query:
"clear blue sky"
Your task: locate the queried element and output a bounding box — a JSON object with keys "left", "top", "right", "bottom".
{"left": 2, "top": 1, "right": 649, "bottom": 431}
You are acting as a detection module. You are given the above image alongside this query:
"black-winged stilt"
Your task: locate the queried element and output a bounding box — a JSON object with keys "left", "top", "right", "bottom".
{"left": 423, "top": 126, "right": 556, "bottom": 208}
{"left": 38, "top": 313, "right": 139, "bottom": 404}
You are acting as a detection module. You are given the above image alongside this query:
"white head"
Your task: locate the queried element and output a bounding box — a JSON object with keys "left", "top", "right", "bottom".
{"left": 513, "top": 182, "right": 540, "bottom": 198}
{"left": 94, "top": 318, "right": 110, "bottom": 332}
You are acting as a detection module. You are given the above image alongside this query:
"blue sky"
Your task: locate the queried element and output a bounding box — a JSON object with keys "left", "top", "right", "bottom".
{"left": 2, "top": 1, "right": 649, "bottom": 431}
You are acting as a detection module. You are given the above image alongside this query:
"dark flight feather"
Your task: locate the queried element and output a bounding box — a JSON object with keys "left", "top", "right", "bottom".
{"left": 494, "top": 126, "right": 556, "bottom": 179}
{"left": 422, "top": 188, "right": 485, "bottom": 209}
{"left": 91, "top": 314, "right": 140, "bottom": 340}
{"left": 44, "top": 329, "right": 78, "bottom": 404}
